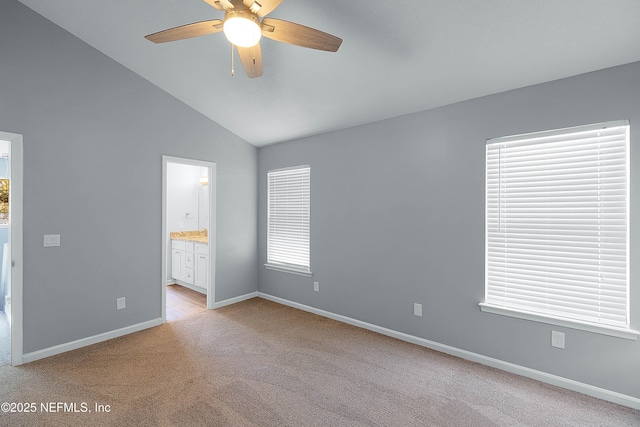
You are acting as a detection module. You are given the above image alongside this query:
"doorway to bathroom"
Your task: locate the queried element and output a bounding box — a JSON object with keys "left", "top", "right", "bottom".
{"left": 0, "top": 131, "right": 23, "bottom": 366}
{"left": 161, "top": 156, "right": 216, "bottom": 322}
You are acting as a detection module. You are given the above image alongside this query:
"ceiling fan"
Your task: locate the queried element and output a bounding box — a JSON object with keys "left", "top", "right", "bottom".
{"left": 145, "top": 0, "right": 343, "bottom": 78}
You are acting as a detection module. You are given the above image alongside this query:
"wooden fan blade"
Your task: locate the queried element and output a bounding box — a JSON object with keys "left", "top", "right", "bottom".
{"left": 237, "top": 44, "right": 263, "bottom": 78}
{"left": 261, "top": 18, "right": 342, "bottom": 52}
{"left": 242, "top": 0, "right": 283, "bottom": 17}
{"left": 203, "top": 0, "right": 234, "bottom": 10}
{"left": 145, "top": 20, "right": 224, "bottom": 43}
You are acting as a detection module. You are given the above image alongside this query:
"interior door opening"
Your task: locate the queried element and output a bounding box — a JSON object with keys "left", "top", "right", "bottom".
{"left": 0, "top": 139, "right": 9, "bottom": 366}
{"left": 0, "top": 131, "right": 23, "bottom": 366}
{"left": 162, "top": 156, "right": 216, "bottom": 322}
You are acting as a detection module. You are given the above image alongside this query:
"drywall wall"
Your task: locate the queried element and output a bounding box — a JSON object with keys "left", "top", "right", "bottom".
{"left": 198, "top": 167, "right": 210, "bottom": 231}
{"left": 0, "top": 0, "right": 257, "bottom": 353}
{"left": 167, "top": 163, "right": 201, "bottom": 233}
{"left": 258, "top": 61, "right": 640, "bottom": 399}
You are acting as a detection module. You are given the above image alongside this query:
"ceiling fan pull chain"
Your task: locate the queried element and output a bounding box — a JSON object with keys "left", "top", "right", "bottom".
{"left": 231, "top": 44, "right": 235, "bottom": 77}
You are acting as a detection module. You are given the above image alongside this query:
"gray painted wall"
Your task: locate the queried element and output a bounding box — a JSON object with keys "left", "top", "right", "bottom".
{"left": 0, "top": 0, "right": 257, "bottom": 353}
{"left": 258, "top": 61, "right": 640, "bottom": 399}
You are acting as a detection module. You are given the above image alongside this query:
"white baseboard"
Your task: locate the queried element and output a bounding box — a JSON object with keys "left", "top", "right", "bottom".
{"left": 22, "top": 318, "right": 163, "bottom": 364}
{"left": 257, "top": 292, "right": 640, "bottom": 411}
{"left": 212, "top": 291, "right": 258, "bottom": 309}
{"left": 19, "top": 290, "right": 258, "bottom": 364}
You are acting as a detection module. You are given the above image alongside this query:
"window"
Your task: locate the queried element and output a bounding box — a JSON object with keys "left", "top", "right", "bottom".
{"left": 481, "top": 121, "right": 636, "bottom": 338}
{"left": 266, "top": 166, "right": 311, "bottom": 276}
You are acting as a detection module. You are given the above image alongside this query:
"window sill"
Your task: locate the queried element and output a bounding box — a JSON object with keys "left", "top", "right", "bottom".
{"left": 264, "top": 263, "right": 312, "bottom": 277}
{"left": 479, "top": 303, "right": 639, "bottom": 341}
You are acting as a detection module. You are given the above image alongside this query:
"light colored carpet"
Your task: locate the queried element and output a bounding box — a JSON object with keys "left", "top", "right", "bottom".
{"left": 0, "top": 298, "right": 638, "bottom": 426}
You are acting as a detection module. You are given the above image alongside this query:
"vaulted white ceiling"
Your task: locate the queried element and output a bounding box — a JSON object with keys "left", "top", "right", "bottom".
{"left": 17, "top": 0, "right": 640, "bottom": 146}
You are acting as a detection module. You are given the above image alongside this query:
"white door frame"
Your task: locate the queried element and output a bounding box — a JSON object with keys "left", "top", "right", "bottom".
{"left": 0, "top": 131, "right": 23, "bottom": 365}
{"left": 161, "top": 155, "right": 216, "bottom": 321}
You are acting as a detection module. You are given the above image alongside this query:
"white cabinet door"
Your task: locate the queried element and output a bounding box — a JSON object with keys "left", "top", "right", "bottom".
{"left": 171, "top": 249, "right": 184, "bottom": 281}
{"left": 195, "top": 254, "right": 208, "bottom": 289}
{"left": 171, "top": 239, "right": 207, "bottom": 290}
{"left": 184, "top": 267, "right": 194, "bottom": 285}
{"left": 185, "top": 251, "right": 194, "bottom": 269}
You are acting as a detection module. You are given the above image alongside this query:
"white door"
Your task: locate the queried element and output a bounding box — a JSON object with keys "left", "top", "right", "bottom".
{"left": 195, "top": 254, "right": 208, "bottom": 288}
{"left": 171, "top": 249, "right": 184, "bottom": 282}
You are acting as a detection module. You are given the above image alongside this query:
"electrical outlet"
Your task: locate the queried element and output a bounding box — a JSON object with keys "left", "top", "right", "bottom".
{"left": 413, "top": 303, "right": 423, "bottom": 317}
{"left": 117, "top": 297, "right": 126, "bottom": 310}
{"left": 551, "top": 331, "right": 565, "bottom": 349}
{"left": 43, "top": 234, "right": 61, "bottom": 247}
{"left": 313, "top": 281, "right": 319, "bottom": 292}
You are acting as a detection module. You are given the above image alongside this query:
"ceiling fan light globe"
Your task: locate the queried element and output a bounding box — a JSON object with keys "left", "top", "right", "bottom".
{"left": 223, "top": 15, "right": 262, "bottom": 48}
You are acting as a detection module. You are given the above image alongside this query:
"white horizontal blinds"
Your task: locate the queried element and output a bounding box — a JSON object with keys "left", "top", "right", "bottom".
{"left": 486, "top": 121, "right": 629, "bottom": 328}
{"left": 267, "top": 166, "right": 310, "bottom": 272}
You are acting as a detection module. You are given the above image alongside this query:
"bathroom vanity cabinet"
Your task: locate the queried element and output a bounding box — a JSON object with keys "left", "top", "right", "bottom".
{"left": 171, "top": 239, "right": 208, "bottom": 293}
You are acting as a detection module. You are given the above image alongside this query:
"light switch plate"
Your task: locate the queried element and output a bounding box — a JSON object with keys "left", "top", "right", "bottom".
{"left": 117, "top": 297, "right": 126, "bottom": 310}
{"left": 44, "top": 234, "right": 60, "bottom": 247}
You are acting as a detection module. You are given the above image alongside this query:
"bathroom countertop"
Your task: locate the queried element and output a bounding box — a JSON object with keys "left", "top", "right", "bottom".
{"left": 170, "top": 230, "right": 208, "bottom": 244}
